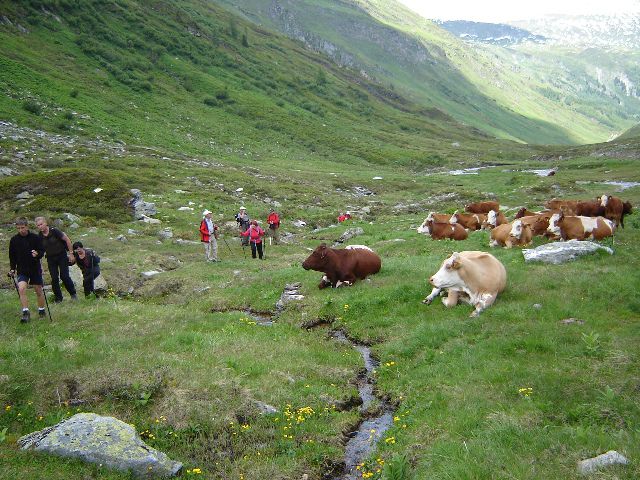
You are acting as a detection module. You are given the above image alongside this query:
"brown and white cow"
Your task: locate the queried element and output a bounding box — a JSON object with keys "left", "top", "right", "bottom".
{"left": 547, "top": 212, "right": 615, "bottom": 241}
{"left": 422, "top": 251, "right": 507, "bottom": 317}
{"left": 489, "top": 220, "right": 533, "bottom": 248}
{"left": 421, "top": 220, "right": 468, "bottom": 240}
{"left": 302, "top": 244, "right": 381, "bottom": 289}
{"left": 465, "top": 201, "right": 500, "bottom": 214}
{"left": 599, "top": 195, "right": 632, "bottom": 228}
{"left": 417, "top": 212, "right": 451, "bottom": 234}
{"left": 519, "top": 212, "right": 554, "bottom": 237}
{"left": 482, "top": 209, "right": 508, "bottom": 230}
{"left": 450, "top": 211, "right": 486, "bottom": 231}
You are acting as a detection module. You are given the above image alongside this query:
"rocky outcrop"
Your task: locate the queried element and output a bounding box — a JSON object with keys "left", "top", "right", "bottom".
{"left": 522, "top": 240, "right": 613, "bottom": 264}
{"left": 129, "top": 189, "right": 157, "bottom": 220}
{"left": 18, "top": 413, "right": 182, "bottom": 478}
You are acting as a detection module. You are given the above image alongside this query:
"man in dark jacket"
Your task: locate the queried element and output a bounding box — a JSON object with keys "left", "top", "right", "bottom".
{"left": 8, "top": 217, "right": 46, "bottom": 322}
{"left": 69, "top": 241, "right": 101, "bottom": 297}
{"left": 35, "top": 216, "right": 77, "bottom": 302}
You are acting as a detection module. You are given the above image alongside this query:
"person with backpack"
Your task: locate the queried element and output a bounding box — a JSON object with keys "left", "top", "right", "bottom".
{"left": 240, "top": 220, "right": 265, "bottom": 259}
{"left": 8, "top": 217, "right": 46, "bottom": 322}
{"left": 267, "top": 208, "right": 280, "bottom": 245}
{"left": 199, "top": 209, "right": 219, "bottom": 262}
{"left": 69, "top": 241, "right": 101, "bottom": 297}
{"left": 235, "top": 206, "right": 251, "bottom": 246}
{"left": 35, "top": 216, "right": 77, "bottom": 303}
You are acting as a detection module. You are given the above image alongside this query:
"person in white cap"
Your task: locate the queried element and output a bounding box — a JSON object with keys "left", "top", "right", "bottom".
{"left": 199, "top": 210, "right": 219, "bottom": 262}
{"left": 234, "top": 206, "right": 250, "bottom": 247}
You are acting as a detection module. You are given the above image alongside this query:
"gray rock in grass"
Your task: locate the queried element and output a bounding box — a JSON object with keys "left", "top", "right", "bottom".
{"left": 577, "top": 450, "right": 628, "bottom": 475}
{"left": 522, "top": 240, "right": 613, "bottom": 264}
{"left": 18, "top": 413, "right": 182, "bottom": 478}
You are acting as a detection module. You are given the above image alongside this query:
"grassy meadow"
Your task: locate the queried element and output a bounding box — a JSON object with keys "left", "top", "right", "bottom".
{"left": 1, "top": 137, "right": 639, "bottom": 479}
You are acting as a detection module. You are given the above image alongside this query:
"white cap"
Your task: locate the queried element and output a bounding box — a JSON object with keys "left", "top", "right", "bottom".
{"left": 239, "top": 206, "right": 246, "bottom": 210}
{"left": 203, "top": 210, "right": 212, "bottom": 216}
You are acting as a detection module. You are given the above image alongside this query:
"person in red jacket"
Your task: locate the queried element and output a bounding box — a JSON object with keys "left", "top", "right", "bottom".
{"left": 199, "top": 210, "right": 219, "bottom": 262}
{"left": 241, "top": 220, "right": 265, "bottom": 259}
{"left": 266, "top": 208, "right": 280, "bottom": 245}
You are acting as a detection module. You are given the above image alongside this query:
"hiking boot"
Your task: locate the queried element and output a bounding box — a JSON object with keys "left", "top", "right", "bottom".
{"left": 38, "top": 309, "right": 46, "bottom": 318}
{"left": 53, "top": 297, "right": 63, "bottom": 304}
{"left": 71, "top": 294, "right": 78, "bottom": 301}
{"left": 20, "top": 310, "right": 30, "bottom": 323}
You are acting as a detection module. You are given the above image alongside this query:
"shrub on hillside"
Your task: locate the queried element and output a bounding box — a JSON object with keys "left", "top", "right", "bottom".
{"left": 203, "top": 97, "right": 219, "bottom": 107}
{"left": 22, "top": 100, "right": 42, "bottom": 115}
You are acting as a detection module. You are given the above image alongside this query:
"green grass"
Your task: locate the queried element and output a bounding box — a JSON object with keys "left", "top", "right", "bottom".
{"left": 0, "top": 1, "right": 639, "bottom": 479}
{"left": 1, "top": 139, "right": 639, "bottom": 478}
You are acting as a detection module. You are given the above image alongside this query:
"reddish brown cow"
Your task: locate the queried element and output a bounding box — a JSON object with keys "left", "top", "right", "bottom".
{"left": 465, "top": 201, "right": 500, "bottom": 214}
{"left": 423, "top": 220, "right": 468, "bottom": 240}
{"left": 302, "top": 244, "right": 381, "bottom": 289}
{"left": 514, "top": 207, "right": 539, "bottom": 218}
{"left": 600, "top": 195, "right": 632, "bottom": 228}
{"left": 574, "top": 200, "right": 605, "bottom": 217}
{"left": 547, "top": 212, "right": 615, "bottom": 241}
{"left": 544, "top": 199, "right": 578, "bottom": 214}
{"left": 450, "top": 211, "right": 486, "bottom": 230}
{"left": 417, "top": 212, "right": 451, "bottom": 234}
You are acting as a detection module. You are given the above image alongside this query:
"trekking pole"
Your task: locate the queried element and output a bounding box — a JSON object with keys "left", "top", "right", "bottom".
{"left": 221, "top": 236, "right": 234, "bottom": 256}
{"left": 262, "top": 235, "right": 267, "bottom": 260}
{"left": 8, "top": 272, "right": 19, "bottom": 298}
{"left": 43, "top": 284, "right": 52, "bottom": 321}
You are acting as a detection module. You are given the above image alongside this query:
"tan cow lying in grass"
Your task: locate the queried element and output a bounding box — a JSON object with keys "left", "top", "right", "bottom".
{"left": 490, "top": 220, "right": 533, "bottom": 248}
{"left": 422, "top": 251, "right": 507, "bottom": 317}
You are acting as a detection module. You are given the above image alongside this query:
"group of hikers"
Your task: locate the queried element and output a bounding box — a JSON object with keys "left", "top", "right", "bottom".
{"left": 6, "top": 205, "right": 361, "bottom": 323}
{"left": 8, "top": 216, "right": 101, "bottom": 323}
{"left": 199, "top": 206, "right": 281, "bottom": 261}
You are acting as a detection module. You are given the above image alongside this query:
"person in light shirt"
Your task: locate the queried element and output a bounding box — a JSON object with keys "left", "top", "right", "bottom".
{"left": 199, "top": 210, "right": 219, "bottom": 262}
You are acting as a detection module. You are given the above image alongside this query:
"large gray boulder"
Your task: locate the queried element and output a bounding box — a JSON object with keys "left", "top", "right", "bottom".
{"left": 522, "top": 240, "right": 613, "bottom": 264}
{"left": 18, "top": 413, "right": 182, "bottom": 478}
{"left": 577, "top": 450, "right": 628, "bottom": 475}
{"left": 69, "top": 264, "right": 107, "bottom": 293}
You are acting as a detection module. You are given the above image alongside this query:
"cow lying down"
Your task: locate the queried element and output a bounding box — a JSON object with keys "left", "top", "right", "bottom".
{"left": 422, "top": 251, "right": 507, "bottom": 317}
{"left": 302, "top": 244, "right": 381, "bottom": 289}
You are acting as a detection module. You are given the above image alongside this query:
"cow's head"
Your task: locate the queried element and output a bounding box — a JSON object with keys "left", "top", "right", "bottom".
{"left": 449, "top": 211, "right": 459, "bottom": 224}
{"left": 430, "top": 252, "right": 463, "bottom": 288}
{"left": 599, "top": 194, "right": 610, "bottom": 207}
{"left": 547, "top": 213, "right": 562, "bottom": 236}
{"left": 417, "top": 217, "right": 430, "bottom": 234}
{"left": 509, "top": 219, "right": 523, "bottom": 239}
{"left": 302, "top": 243, "right": 330, "bottom": 271}
{"left": 487, "top": 210, "right": 498, "bottom": 226}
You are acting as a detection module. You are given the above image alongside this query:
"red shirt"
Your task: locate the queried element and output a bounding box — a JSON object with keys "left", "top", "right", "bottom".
{"left": 241, "top": 226, "right": 265, "bottom": 243}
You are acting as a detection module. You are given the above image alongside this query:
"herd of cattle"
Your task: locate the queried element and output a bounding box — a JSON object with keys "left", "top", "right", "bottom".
{"left": 417, "top": 195, "right": 632, "bottom": 247}
{"left": 301, "top": 195, "right": 633, "bottom": 317}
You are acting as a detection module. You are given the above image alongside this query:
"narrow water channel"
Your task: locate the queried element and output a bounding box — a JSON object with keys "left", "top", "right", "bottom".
{"left": 331, "top": 331, "right": 395, "bottom": 479}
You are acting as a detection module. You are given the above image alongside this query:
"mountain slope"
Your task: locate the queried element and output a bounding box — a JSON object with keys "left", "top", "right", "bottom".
{"left": 0, "top": 0, "right": 504, "bottom": 173}
{"left": 216, "top": 0, "right": 638, "bottom": 145}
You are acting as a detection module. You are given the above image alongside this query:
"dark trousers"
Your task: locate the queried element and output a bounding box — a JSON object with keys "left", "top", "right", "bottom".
{"left": 83, "top": 271, "right": 100, "bottom": 296}
{"left": 250, "top": 241, "right": 263, "bottom": 259}
{"left": 47, "top": 253, "right": 76, "bottom": 300}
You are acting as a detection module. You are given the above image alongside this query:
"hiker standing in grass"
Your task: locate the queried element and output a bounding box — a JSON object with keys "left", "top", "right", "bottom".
{"left": 35, "top": 216, "right": 77, "bottom": 303}
{"left": 235, "top": 206, "right": 250, "bottom": 247}
{"left": 267, "top": 208, "right": 280, "bottom": 245}
{"left": 8, "top": 217, "right": 46, "bottom": 323}
{"left": 69, "top": 241, "right": 101, "bottom": 297}
{"left": 240, "top": 220, "right": 265, "bottom": 259}
{"left": 199, "top": 209, "right": 219, "bottom": 262}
